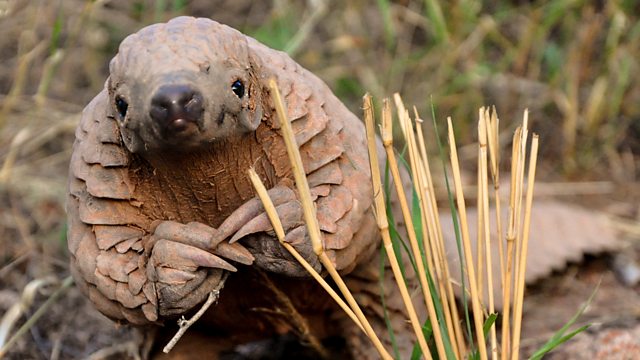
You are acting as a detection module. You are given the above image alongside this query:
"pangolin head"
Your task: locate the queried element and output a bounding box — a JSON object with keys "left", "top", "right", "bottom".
{"left": 108, "top": 17, "right": 263, "bottom": 154}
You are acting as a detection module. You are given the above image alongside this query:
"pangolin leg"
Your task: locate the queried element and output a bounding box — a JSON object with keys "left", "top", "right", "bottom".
{"left": 214, "top": 185, "right": 297, "bottom": 242}
{"left": 228, "top": 200, "right": 303, "bottom": 243}
{"left": 209, "top": 182, "right": 328, "bottom": 276}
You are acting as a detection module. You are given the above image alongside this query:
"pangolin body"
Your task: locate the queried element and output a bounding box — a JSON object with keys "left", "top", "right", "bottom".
{"left": 68, "top": 17, "right": 415, "bottom": 358}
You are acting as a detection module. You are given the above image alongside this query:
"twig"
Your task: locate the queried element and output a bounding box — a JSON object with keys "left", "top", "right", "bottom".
{"left": 162, "top": 272, "right": 228, "bottom": 353}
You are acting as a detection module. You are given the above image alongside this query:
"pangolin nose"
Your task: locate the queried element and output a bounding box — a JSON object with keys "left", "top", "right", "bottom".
{"left": 150, "top": 84, "right": 204, "bottom": 132}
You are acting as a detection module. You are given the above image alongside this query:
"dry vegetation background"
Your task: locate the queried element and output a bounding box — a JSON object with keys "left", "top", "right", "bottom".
{"left": 0, "top": 0, "right": 639, "bottom": 359}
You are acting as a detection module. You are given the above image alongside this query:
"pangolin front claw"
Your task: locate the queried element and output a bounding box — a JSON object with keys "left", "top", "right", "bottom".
{"left": 154, "top": 220, "right": 222, "bottom": 250}
{"left": 152, "top": 220, "right": 254, "bottom": 266}
{"left": 214, "top": 242, "right": 255, "bottom": 265}
{"left": 150, "top": 238, "right": 236, "bottom": 272}
{"left": 229, "top": 200, "right": 304, "bottom": 243}
{"left": 215, "top": 185, "right": 297, "bottom": 243}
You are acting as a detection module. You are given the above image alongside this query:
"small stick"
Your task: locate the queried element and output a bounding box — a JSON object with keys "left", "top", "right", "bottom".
{"left": 163, "top": 273, "right": 228, "bottom": 353}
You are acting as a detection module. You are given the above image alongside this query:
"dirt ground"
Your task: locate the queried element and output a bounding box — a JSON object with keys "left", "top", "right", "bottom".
{"left": 0, "top": 1, "right": 639, "bottom": 359}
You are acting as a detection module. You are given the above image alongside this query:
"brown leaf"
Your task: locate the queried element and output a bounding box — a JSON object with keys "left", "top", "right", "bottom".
{"left": 442, "top": 200, "right": 622, "bottom": 308}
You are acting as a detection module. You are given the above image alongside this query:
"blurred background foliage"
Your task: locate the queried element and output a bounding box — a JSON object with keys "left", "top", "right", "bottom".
{"left": 1, "top": 0, "right": 639, "bottom": 179}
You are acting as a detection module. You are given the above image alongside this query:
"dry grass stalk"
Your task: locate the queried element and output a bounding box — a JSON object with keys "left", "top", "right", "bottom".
{"left": 0, "top": 40, "right": 46, "bottom": 127}
{"left": 485, "top": 108, "right": 504, "bottom": 291}
{"left": 508, "top": 123, "right": 528, "bottom": 351}
{"left": 500, "top": 126, "right": 521, "bottom": 360}
{"left": 411, "top": 114, "right": 463, "bottom": 359}
{"left": 261, "top": 81, "right": 539, "bottom": 359}
{"left": 447, "top": 116, "right": 488, "bottom": 360}
{"left": 510, "top": 135, "right": 539, "bottom": 359}
{"left": 413, "top": 108, "right": 466, "bottom": 358}
{"left": 511, "top": 115, "right": 529, "bottom": 334}
{"left": 266, "top": 79, "right": 323, "bottom": 255}
{"left": 267, "top": 79, "right": 392, "bottom": 359}
{"left": 0, "top": 128, "right": 31, "bottom": 184}
{"left": 476, "top": 157, "right": 485, "bottom": 304}
{"left": 391, "top": 96, "right": 450, "bottom": 359}
{"left": 500, "top": 111, "right": 534, "bottom": 360}
{"left": 413, "top": 149, "right": 457, "bottom": 355}
{"left": 363, "top": 94, "right": 432, "bottom": 359}
{"left": 479, "top": 109, "right": 498, "bottom": 360}
{"left": 476, "top": 111, "right": 486, "bottom": 304}
{"left": 247, "top": 168, "right": 363, "bottom": 331}
{"left": 0, "top": 276, "right": 73, "bottom": 358}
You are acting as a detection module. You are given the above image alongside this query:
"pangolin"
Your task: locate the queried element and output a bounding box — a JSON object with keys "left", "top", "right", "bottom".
{"left": 68, "top": 16, "right": 415, "bottom": 358}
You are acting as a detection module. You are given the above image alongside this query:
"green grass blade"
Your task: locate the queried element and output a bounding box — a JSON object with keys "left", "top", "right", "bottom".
{"left": 50, "top": 7, "right": 64, "bottom": 54}
{"left": 483, "top": 313, "right": 498, "bottom": 337}
{"left": 528, "top": 325, "right": 590, "bottom": 360}
{"left": 425, "top": 269, "right": 456, "bottom": 359}
{"left": 171, "top": 0, "right": 187, "bottom": 12}
{"left": 249, "top": 15, "right": 296, "bottom": 51}
{"left": 411, "top": 185, "right": 427, "bottom": 268}
{"left": 154, "top": 0, "right": 167, "bottom": 22}
{"left": 410, "top": 320, "right": 434, "bottom": 360}
{"left": 528, "top": 282, "right": 599, "bottom": 359}
{"left": 375, "top": 0, "right": 396, "bottom": 50}
{"left": 423, "top": 0, "right": 449, "bottom": 44}
{"left": 384, "top": 159, "right": 414, "bottom": 281}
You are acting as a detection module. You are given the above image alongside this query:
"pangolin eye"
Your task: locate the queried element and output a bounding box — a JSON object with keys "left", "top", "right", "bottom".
{"left": 231, "top": 80, "right": 245, "bottom": 98}
{"left": 115, "top": 96, "right": 128, "bottom": 118}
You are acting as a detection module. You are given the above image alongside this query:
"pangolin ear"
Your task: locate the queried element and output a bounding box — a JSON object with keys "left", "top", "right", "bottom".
{"left": 105, "top": 77, "right": 116, "bottom": 119}
{"left": 239, "top": 54, "right": 264, "bottom": 131}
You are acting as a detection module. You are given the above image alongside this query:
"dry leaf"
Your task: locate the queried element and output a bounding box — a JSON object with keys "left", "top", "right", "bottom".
{"left": 441, "top": 200, "right": 622, "bottom": 308}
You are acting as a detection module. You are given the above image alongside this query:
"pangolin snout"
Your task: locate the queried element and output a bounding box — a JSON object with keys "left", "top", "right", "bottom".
{"left": 150, "top": 84, "right": 204, "bottom": 134}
